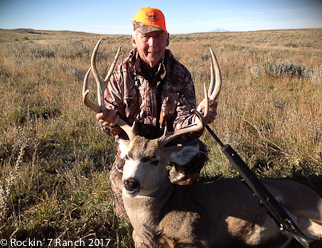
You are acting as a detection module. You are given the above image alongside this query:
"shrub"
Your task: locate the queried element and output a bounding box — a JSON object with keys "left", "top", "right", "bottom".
{"left": 265, "top": 59, "right": 303, "bottom": 78}
{"left": 30, "top": 46, "right": 55, "bottom": 58}
{"left": 22, "top": 36, "right": 29, "bottom": 41}
{"left": 303, "top": 64, "right": 322, "bottom": 85}
{"left": 10, "top": 107, "right": 61, "bottom": 125}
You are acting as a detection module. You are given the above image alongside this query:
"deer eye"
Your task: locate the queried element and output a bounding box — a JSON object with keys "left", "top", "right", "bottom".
{"left": 140, "top": 156, "right": 159, "bottom": 165}
{"left": 141, "top": 157, "right": 150, "bottom": 163}
{"left": 151, "top": 160, "right": 159, "bottom": 166}
{"left": 150, "top": 155, "right": 159, "bottom": 166}
{"left": 124, "top": 154, "right": 130, "bottom": 160}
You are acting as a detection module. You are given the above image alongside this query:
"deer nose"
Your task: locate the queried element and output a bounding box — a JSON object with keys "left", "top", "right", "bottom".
{"left": 124, "top": 178, "right": 139, "bottom": 191}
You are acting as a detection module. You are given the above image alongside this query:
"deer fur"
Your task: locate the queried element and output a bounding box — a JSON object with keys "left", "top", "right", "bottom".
{"left": 120, "top": 136, "right": 322, "bottom": 248}
{"left": 82, "top": 39, "right": 322, "bottom": 247}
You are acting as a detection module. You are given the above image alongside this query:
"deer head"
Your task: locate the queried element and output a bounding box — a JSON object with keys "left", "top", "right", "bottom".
{"left": 83, "top": 39, "right": 222, "bottom": 197}
{"left": 118, "top": 123, "right": 206, "bottom": 197}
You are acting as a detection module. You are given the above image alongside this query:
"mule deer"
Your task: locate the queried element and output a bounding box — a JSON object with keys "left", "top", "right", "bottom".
{"left": 83, "top": 39, "right": 322, "bottom": 247}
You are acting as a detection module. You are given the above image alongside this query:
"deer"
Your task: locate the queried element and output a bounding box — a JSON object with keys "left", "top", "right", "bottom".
{"left": 83, "top": 39, "right": 322, "bottom": 247}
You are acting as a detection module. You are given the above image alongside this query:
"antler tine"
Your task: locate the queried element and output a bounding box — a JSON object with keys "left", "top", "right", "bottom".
{"left": 83, "top": 39, "right": 134, "bottom": 140}
{"left": 83, "top": 67, "right": 101, "bottom": 113}
{"left": 104, "top": 47, "right": 122, "bottom": 82}
{"left": 83, "top": 38, "right": 122, "bottom": 112}
{"left": 208, "top": 56, "right": 215, "bottom": 98}
{"left": 208, "top": 47, "right": 222, "bottom": 101}
{"left": 91, "top": 39, "right": 122, "bottom": 106}
{"left": 91, "top": 38, "right": 104, "bottom": 106}
{"left": 202, "top": 83, "right": 209, "bottom": 125}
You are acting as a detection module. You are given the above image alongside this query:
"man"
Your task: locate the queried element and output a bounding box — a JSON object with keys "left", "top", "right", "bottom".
{"left": 96, "top": 7, "right": 218, "bottom": 218}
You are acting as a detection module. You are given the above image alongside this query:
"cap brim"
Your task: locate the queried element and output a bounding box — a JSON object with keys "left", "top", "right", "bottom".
{"left": 137, "top": 25, "right": 165, "bottom": 35}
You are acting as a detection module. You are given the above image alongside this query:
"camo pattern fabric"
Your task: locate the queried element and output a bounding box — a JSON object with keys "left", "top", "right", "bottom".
{"left": 102, "top": 48, "right": 200, "bottom": 141}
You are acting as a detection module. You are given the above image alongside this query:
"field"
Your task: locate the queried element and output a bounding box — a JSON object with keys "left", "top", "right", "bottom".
{"left": 0, "top": 28, "right": 322, "bottom": 247}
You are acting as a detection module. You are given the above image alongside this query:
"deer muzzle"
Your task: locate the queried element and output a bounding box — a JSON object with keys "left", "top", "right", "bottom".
{"left": 123, "top": 178, "right": 140, "bottom": 196}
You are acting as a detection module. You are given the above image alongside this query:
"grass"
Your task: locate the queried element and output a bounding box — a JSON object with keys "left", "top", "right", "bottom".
{"left": 0, "top": 28, "right": 322, "bottom": 247}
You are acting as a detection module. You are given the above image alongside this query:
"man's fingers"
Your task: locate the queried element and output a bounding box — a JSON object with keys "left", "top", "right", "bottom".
{"left": 198, "top": 100, "right": 217, "bottom": 113}
{"left": 104, "top": 109, "right": 116, "bottom": 122}
{"left": 96, "top": 108, "right": 119, "bottom": 129}
{"left": 109, "top": 114, "right": 120, "bottom": 127}
{"left": 96, "top": 109, "right": 107, "bottom": 121}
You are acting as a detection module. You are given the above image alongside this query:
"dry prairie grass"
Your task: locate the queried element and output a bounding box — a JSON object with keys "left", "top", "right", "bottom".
{"left": 0, "top": 28, "right": 321, "bottom": 247}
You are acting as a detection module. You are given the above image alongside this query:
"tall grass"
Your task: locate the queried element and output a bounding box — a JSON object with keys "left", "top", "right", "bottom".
{"left": 0, "top": 28, "right": 321, "bottom": 247}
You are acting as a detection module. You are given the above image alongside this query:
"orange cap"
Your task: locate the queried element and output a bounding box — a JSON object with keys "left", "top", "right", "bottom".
{"left": 132, "top": 7, "right": 168, "bottom": 34}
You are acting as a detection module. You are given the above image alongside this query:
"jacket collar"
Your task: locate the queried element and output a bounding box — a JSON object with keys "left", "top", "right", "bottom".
{"left": 130, "top": 48, "right": 167, "bottom": 86}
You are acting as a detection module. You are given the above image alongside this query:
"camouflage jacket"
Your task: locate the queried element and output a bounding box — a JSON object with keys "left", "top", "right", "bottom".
{"left": 103, "top": 48, "right": 200, "bottom": 141}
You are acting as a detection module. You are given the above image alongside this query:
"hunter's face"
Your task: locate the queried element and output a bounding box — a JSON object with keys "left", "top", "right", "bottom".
{"left": 132, "top": 31, "right": 169, "bottom": 69}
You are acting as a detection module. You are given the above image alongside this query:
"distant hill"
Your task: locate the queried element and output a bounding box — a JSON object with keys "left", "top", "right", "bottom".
{"left": 0, "top": 28, "right": 103, "bottom": 43}
{"left": 210, "top": 29, "right": 230, "bottom": 32}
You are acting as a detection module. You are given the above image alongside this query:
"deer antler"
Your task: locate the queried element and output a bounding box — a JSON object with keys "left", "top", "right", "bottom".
{"left": 158, "top": 47, "right": 222, "bottom": 147}
{"left": 208, "top": 47, "right": 222, "bottom": 101}
{"left": 82, "top": 38, "right": 134, "bottom": 139}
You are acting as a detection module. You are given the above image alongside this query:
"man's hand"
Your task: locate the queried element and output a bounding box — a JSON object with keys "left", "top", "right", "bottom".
{"left": 96, "top": 108, "right": 121, "bottom": 135}
{"left": 197, "top": 99, "right": 218, "bottom": 124}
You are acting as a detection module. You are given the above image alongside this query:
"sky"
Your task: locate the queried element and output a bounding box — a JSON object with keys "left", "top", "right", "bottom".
{"left": 0, "top": 0, "right": 322, "bottom": 34}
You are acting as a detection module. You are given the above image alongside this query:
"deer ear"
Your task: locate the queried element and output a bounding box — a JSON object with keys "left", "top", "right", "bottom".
{"left": 164, "top": 141, "right": 200, "bottom": 166}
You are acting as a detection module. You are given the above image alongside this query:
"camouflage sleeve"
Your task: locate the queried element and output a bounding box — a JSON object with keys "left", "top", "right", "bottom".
{"left": 104, "top": 70, "right": 124, "bottom": 114}
{"left": 99, "top": 63, "right": 125, "bottom": 137}
{"left": 173, "top": 70, "right": 203, "bottom": 139}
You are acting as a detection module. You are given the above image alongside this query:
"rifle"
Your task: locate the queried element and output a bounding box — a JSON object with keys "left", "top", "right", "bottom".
{"left": 206, "top": 125, "right": 310, "bottom": 248}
